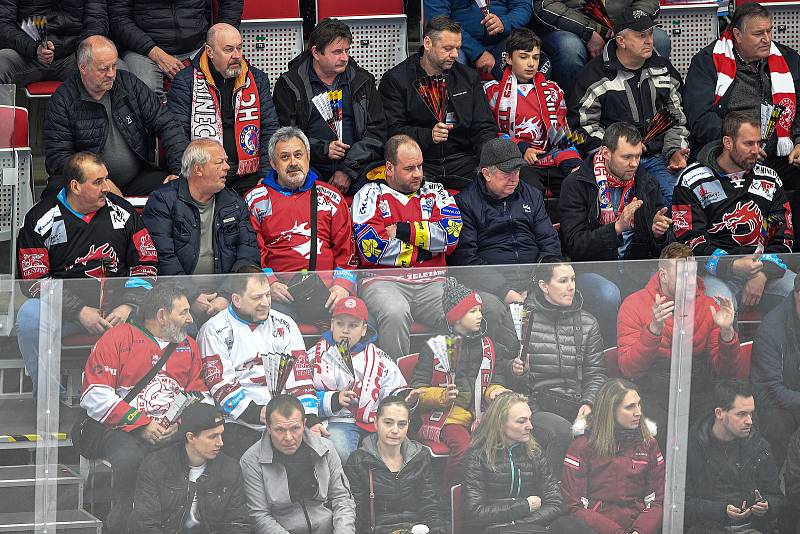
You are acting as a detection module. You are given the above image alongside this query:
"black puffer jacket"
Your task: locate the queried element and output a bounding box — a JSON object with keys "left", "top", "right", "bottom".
{"left": 109, "top": 0, "right": 243, "bottom": 56}
{"left": 0, "top": 0, "right": 107, "bottom": 61}
{"left": 508, "top": 288, "right": 606, "bottom": 407}
{"left": 344, "top": 434, "right": 448, "bottom": 534}
{"left": 44, "top": 69, "right": 188, "bottom": 179}
{"left": 462, "top": 441, "right": 562, "bottom": 530}
{"left": 128, "top": 442, "right": 250, "bottom": 534}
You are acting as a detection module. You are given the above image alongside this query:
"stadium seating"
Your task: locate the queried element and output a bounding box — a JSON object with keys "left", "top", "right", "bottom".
{"left": 240, "top": 0, "right": 305, "bottom": 88}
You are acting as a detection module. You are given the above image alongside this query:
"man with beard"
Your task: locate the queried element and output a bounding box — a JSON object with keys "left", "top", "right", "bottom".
{"left": 685, "top": 380, "right": 785, "bottom": 532}
{"left": 143, "top": 139, "right": 260, "bottom": 323}
{"left": 80, "top": 283, "right": 206, "bottom": 534}
{"left": 272, "top": 18, "right": 386, "bottom": 196}
{"left": 16, "top": 151, "right": 158, "bottom": 398}
{"left": 245, "top": 127, "right": 357, "bottom": 325}
{"left": 167, "top": 24, "right": 280, "bottom": 196}
{"left": 379, "top": 16, "right": 497, "bottom": 190}
{"left": 198, "top": 267, "right": 324, "bottom": 459}
{"left": 559, "top": 122, "right": 672, "bottom": 344}
{"left": 129, "top": 403, "right": 250, "bottom": 533}
{"left": 672, "top": 110, "right": 795, "bottom": 314}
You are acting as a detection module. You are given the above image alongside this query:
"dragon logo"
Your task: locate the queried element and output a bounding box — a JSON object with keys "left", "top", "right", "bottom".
{"left": 708, "top": 201, "right": 762, "bottom": 246}
{"left": 71, "top": 243, "right": 119, "bottom": 279}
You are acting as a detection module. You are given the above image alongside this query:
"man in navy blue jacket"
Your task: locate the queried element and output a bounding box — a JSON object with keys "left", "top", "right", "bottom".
{"left": 451, "top": 137, "right": 560, "bottom": 354}
{"left": 424, "top": 0, "right": 533, "bottom": 80}
{"left": 142, "top": 138, "right": 260, "bottom": 322}
{"left": 167, "top": 24, "right": 280, "bottom": 196}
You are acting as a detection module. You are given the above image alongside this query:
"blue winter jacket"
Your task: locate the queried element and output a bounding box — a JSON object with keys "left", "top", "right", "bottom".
{"left": 450, "top": 176, "right": 561, "bottom": 298}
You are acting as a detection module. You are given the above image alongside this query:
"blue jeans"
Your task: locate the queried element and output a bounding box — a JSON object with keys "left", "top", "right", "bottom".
{"left": 702, "top": 268, "right": 796, "bottom": 315}
{"left": 575, "top": 272, "right": 621, "bottom": 346}
{"left": 326, "top": 421, "right": 369, "bottom": 464}
{"left": 457, "top": 38, "right": 508, "bottom": 81}
{"left": 542, "top": 28, "right": 671, "bottom": 98}
{"left": 15, "top": 298, "right": 83, "bottom": 397}
{"left": 640, "top": 154, "right": 677, "bottom": 206}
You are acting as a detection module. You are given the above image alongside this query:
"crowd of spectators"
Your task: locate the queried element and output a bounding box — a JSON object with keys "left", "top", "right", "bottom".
{"left": 6, "top": 0, "right": 800, "bottom": 531}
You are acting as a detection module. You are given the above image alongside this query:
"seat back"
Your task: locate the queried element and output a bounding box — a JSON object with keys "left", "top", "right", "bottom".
{"left": 315, "top": 0, "right": 407, "bottom": 83}
{"left": 396, "top": 353, "right": 419, "bottom": 383}
{"left": 603, "top": 346, "right": 621, "bottom": 378}
{"left": 736, "top": 340, "right": 753, "bottom": 380}
{"left": 240, "top": 0, "right": 304, "bottom": 89}
{"left": 451, "top": 484, "right": 463, "bottom": 534}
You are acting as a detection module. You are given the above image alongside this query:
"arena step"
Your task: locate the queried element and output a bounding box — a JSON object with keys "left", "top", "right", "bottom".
{"left": 0, "top": 465, "right": 82, "bottom": 514}
{"left": 0, "top": 509, "right": 101, "bottom": 533}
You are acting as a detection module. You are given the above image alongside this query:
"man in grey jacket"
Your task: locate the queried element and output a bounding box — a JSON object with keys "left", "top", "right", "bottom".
{"left": 240, "top": 394, "right": 356, "bottom": 534}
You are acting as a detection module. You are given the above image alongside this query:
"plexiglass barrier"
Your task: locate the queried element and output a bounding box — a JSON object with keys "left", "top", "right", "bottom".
{"left": 5, "top": 255, "right": 796, "bottom": 533}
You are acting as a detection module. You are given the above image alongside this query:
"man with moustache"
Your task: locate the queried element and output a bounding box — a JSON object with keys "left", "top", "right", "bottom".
{"left": 245, "top": 127, "right": 357, "bottom": 324}
{"left": 80, "top": 284, "right": 206, "bottom": 533}
{"left": 143, "top": 139, "right": 260, "bottom": 322}
{"left": 167, "top": 23, "right": 280, "bottom": 196}
{"left": 672, "top": 110, "right": 795, "bottom": 314}
{"left": 240, "top": 394, "right": 356, "bottom": 534}
{"left": 379, "top": 16, "right": 497, "bottom": 190}
{"left": 272, "top": 18, "right": 386, "bottom": 196}
{"left": 198, "top": 267, "right": 324, "bottom": 459}
{"left": 129, "top": 402, "right": 250, "bottom": 533}
{"left": 685, "top": 380, "right": 785, "bottom": 532}
{"left": 43, "top": 35, "right": 187, "bottom": 198}
{"left": 559, "top": 122, "right": 672, "bottom": 344}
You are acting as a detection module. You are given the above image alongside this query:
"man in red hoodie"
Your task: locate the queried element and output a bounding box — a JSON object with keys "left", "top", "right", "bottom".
{"left": 617, "top": 243, "right": 745, "bottom": 442}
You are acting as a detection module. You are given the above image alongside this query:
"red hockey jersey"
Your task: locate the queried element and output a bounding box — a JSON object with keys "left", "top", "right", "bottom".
{"left": 351, "top": 180, "right": 461, "bottom": 285}
{"left": 245, "top": 172, "right": 357, "bottom": 292}
{"left": 80, "top": 324, "right": 206, "bottom": 432}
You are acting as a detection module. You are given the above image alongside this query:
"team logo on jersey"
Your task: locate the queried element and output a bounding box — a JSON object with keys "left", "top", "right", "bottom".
{"left": 748, "top": 179, "right": 776, "bottom": 201}
{"left": 727, "top": 171, "right": 746, "bottom": 188}
{"left": 72, "top": 243, "right": 119, "bottom": 279}
{"left": 136, "top": 374, "right": 180, "bottom": 420}
{"left": 379, "top": 199, "right": 391, "bottom": 218}
{"left": 135, "top": 230, "right": 158, "bottom": 262}
{"left": 19, "top": 248, "right": 49, "bottom": 278}
{"left": 708, "top": 200, "right": 762, "bottom": 246}
{"left": 202, "top": 354, "right": 224, "bottom": 386}
{"left": 693, "top": 180, "right": 726, "bottom": 208}
{"left": 239, "top": 125, "right": 259, "bottom": 156}
{"left": 109, "top": 203, "right": 130, "bottom": 229}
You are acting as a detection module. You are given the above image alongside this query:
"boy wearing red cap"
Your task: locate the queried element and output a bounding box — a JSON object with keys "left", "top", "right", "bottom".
{"left": 308, "top": 296, "right": 412, "bottom": 462}
{"left": 410, "top": 278, "right": 512, "bottom": 489}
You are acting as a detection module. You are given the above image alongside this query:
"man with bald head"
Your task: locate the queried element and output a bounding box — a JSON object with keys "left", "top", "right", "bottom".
{"left": 168, "top": 23, "right": 279, "bottom": 195}
{"left": 43, "top": 35, "right": 187, "bottom": 198}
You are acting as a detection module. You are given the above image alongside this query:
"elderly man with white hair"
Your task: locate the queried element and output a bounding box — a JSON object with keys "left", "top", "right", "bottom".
{"left": 43, "top": 35, "right": 188, "bottom": 198}
{"left": 168, "top": 23, "right": 280, "bottom": 196}
{"left": 143, "top": 138, "right": 260, "bottom": 320}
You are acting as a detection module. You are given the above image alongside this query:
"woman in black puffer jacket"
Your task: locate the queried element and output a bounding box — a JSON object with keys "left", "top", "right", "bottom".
{"left": 462, "top": 392, "right": 590, "bottom": 533}
{"left": 344, "top": 396, "right": 447, "bottom": 534}
{"left": 507, "top": 259, "right": 607, "bottom": 476}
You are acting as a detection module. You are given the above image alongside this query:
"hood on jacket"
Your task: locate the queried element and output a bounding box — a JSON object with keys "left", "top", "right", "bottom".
{"left": 359, "top": 433, "right": 427, "bottom": 468}
{"left": 572, "top": 415, "right": 658, "bottom": 437}
{"left": 261, "top": 169, "right": 320, "bottom": 195}
{"left": 697, "top": 140, "right": 724, "bottom": 171}
{"left": 321, "top": 322, "right": 379, "bottom": 354}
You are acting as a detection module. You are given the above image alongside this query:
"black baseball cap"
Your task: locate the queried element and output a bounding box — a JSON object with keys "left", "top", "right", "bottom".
{"left": 180, "top": 403, "right": 225, "bottom": 437}
{"left": 615, "top": 11, "right": 657, "bottom": 33}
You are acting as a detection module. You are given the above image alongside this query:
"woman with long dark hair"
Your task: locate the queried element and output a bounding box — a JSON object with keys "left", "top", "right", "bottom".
{"left": 561, "top": 379, "right": 665, "bottom": 534}
{"left": 344, "top": 396, "right": 447, "bottom": 534}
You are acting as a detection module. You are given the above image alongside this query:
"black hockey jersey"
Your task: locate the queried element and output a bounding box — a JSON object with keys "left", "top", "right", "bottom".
{"left": 672, "top": 155, "right": 793, "bottom": 280}
{"left": 17, "top": 191, "right": 158, "bottom": 315}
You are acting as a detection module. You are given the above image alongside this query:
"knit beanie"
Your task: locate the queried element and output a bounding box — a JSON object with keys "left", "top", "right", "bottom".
{"left": 442, "top": 277, "right": 482, "bottom": 325}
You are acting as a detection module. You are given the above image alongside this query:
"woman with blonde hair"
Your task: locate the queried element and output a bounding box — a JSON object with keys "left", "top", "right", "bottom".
{"left": 561, "top": 379, "right": 665, "bottom": 534}
{"left": 462, "top": 392, "right": 586, "bottom": 533}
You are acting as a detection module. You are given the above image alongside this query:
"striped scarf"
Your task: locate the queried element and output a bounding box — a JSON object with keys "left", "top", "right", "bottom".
{"left": 712, "top": 29, "right": 796, "bottom": 156}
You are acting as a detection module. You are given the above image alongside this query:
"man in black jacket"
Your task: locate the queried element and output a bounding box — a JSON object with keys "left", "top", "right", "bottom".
{"left": 272, "top": 18, "right": 386, "bottom": 196}
{"left": 569, "top": 12, "right": 690, "bottom": 206}
{"left": 559, "top": 122, "right": 671, "bottom": 343}
{"left": 379, "top": 16, "right": 498, "bottom": 190}
{"left": 109, "top": 0, "right": 242, "bottom": 98}
{"left": 129, "top": 402, "right": 250, "bottom": 534}
{"left": 685, "top": 380, "right": 785, "bottom": 533}
{"left": 167, "top": 23, "right": 280, "bottom": 196}
{"left": 142, "top": 138, "right": 260, "bottom": 322}
{"left": 0, "top": 0, "right": 106, "bottom": 85}
{"left": 43, "top": 36, "right": 188, "bottom": 198}
{"left": 750, "top": 275, "right": 800, "bottom": 466}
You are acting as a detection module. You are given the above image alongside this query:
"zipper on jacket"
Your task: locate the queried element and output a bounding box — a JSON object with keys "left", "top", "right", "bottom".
{"left": 504, "top": 201, "right": 521, "bottom": 264}
{"left": 300, "top": 498, "right": 313, "bottom": 534}
{"left": 554, "top": 319, "right": 564, "bottom": 377}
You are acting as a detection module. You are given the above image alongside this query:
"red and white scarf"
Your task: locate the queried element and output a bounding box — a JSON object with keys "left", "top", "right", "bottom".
{"left": 418, "top": 335, "right": 495, "bottom": 442}
{"left": 595, "top": 152, "right": 635, "bottom": 226}
{"left": 190, "top": 52, "right": 262, "bottom": 175}
{"left": 493, "top": 68, "right": 559, "bottom": 145}
{"left": 712, "top": 29, "right": 796, "bottom": 156}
